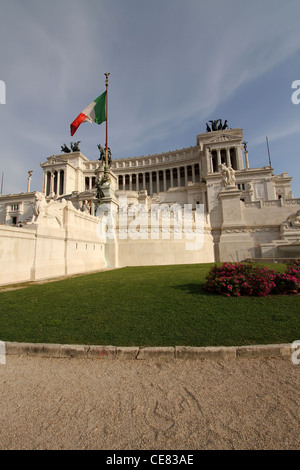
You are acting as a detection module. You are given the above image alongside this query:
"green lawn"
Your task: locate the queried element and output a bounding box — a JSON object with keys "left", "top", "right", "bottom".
{"left": 0, "top": 263, "right": 299, "bottom": 347}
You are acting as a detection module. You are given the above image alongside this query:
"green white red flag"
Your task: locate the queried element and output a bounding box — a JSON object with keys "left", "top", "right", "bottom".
{"left": 70, "top": 91, "right": 106, "bottom": 136}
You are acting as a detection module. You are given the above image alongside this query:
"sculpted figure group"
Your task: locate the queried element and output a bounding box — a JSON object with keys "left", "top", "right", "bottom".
{"left": 30, "top": 192, "right": 67, "bottom": 227}
{"left": 97, "top": 144, "right": 112, "bottom": 167}
{"left": 60, "top": 142, "right": 112, "bottom": 168}
{"left": 286, "top": 210, "right": 300, "bottom": 228}
{"left": 206, "top": 119, "right": 228, "bottom": 132}
{"left": 219, "top": 163, "right": 236, "bottom": 188}
{"left": 61, "top": 141, "right": 81, "bottom": 153}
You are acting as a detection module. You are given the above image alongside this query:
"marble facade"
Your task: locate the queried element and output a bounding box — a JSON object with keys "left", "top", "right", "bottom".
{"left": 0, "top": 126, "right": 299, "bottom": 285}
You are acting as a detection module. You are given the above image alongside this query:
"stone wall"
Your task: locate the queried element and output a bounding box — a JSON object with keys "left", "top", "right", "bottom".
{"left": 1, "top": 190, "right": 299, "bottom": 286}
{"left": 216, "top": 194, "right": 300, "bottom": 262}
{"left": 0, "top": 203, "right": 106, "bottom": 286}
{"left": 0, "top": 225, "right": 36, "bottom": 284}
{"left": 116, "top": 233, "right": 215, "bottom": 267}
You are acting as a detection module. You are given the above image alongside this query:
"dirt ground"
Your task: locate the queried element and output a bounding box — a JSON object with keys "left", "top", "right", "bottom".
{"left": 0, "top": 355, "right": 299, "bottom": 450}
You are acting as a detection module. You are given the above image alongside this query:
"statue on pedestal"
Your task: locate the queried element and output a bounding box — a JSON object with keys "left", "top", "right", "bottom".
{"left": 219, "top": 163, "right": 236, "bottom": 188}
{"left": 286, "top": 210, "right": 300, "bottom": 229}
{"left": 30, "top": 192, "right": 47, "bottom": 223}
{"left": 228, "top": 166, "right": 236, "bottom": 187}
{"left": 30, "top": 192, "right": 67, "bottom": 227}
{"left": 81, "top": 200, "right": 90, "bottom": 214}
{"left": 61, "top": 141, "right": 81, "bottom": 153}
{"left": 280, "top": 210, "right": 300, "bottom": 243}
{"left": 95, "top": 181, "right": 103, "bottom": 199}
{"left": 97, "top": 144, "right": 112, "bottom": 167}
{"left": 61, "top": 143, "right": 71, "bottom": 153}
{"left": 70, "top": 141, "right": 81, "bottom": 152}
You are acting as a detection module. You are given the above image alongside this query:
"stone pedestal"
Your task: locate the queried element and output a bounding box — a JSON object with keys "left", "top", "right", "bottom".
{"left": 95, "top": 171, "right": 119, "bottom": 268}
{"left": 217, "top": 187, "right": 253, "bottom": 262}
{"left": 218, "top": 187, "right": 243, "bottom": 227}
{"left": 98, "top": 181, "right": 118, "bottom": 209}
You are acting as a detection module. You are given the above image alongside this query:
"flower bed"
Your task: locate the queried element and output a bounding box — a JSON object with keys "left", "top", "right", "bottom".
{"left": 204, "top": 260, "right": 300, "bottom": 297}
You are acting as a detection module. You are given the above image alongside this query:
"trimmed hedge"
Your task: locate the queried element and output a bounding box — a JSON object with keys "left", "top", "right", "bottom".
{"left": 204, "top": 260, "right": 300, "bottom": 297}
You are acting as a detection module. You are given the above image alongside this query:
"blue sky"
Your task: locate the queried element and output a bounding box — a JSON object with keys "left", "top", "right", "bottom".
{"left": 0, "top": 0, "right": 299, "bottom": 196}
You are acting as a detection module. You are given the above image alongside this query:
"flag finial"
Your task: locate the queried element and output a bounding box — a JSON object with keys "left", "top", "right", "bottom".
{"left": 104, "top": 73, "right": 110, "bottom": 86}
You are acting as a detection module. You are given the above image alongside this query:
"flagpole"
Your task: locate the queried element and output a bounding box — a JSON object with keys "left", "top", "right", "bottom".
{"left": 104, "top": 73, "right": 110, "bottom": 173}
{"left": 266, "top": 136, "right": 272, "bottom": 168}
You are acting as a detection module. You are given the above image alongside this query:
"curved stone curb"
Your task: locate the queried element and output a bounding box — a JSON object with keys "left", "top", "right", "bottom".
{"left": 3, "top": 341, "right": 296, "bottom": 361}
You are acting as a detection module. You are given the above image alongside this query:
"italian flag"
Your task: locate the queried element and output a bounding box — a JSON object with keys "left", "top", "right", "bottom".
{"left": 70, "top": 91, "right": 106, "bottom": 136}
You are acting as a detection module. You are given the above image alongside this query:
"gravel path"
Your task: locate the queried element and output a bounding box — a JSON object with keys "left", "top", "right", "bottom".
{"left": 0, "top": 355, "right": 299, "bottom": 450}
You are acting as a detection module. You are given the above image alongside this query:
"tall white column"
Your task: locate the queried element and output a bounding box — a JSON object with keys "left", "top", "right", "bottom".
{"left": 163, "top": 170, "right": 167, "bottom": 192}
{"left": 244, "top": 150, "right": 250, "bottom": 170}
{"left": 136, "top": 174, "right": 139, "bottom": 192}
{"left": 122, "top": 175, "right": 126, "bottom": 191}
{"left": 184, "top": 166, "right": 188, "bottom": 186}
{"left": 50, "top": 171, "right": 54, "bottom": 197}
{"left": 42, "top": 171, "right": 46, "bottom": 194}
{"left": 226, "top": 149, "right": 231, "bottom": 167}
{"left": 170, "top": 168, "right": 174, "bottom": 187}
{"left": 177, "top": 167, "right": 181, "bottom": 186}
{"left": 156, "top": 171, "right": 159, "bottom": 192}
{"left": 129, "top": 174, "right": 132, "bottom": 191}
{"left": 58, "top": 171, "right": 62, "bottom": 195}
{"left": 62, "top": 170, "right": 66, "bottom": 195}
{"left": 143, "top": 172, "right": 146, "bottom": 190}
{"left": 237, "top": 145, "right": 244, "bottom": 170}
{"left": 217, "top": 149, "right": 221, "bottom": 169}
{"left": 150, "top": 172, "right": 153, "bottom": 195}
{"left": 207, "top": 149, "right": 213, "bottom": 173}
{"left": 192, "top": 165, "right": 195, "bottom": 183}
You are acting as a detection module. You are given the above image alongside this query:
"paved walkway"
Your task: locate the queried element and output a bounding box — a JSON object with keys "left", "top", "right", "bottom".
{"left": 0, "top": 355, "right": 299, "bottom": 450}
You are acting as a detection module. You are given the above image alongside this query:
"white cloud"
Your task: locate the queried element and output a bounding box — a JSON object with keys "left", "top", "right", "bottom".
{"left": 251, "top": 120, "right": 300, "bottom": 146}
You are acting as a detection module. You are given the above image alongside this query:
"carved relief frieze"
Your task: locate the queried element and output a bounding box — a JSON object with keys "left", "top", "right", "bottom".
{"left": 221, "top": 226, "right": 279, "bottom": 234}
